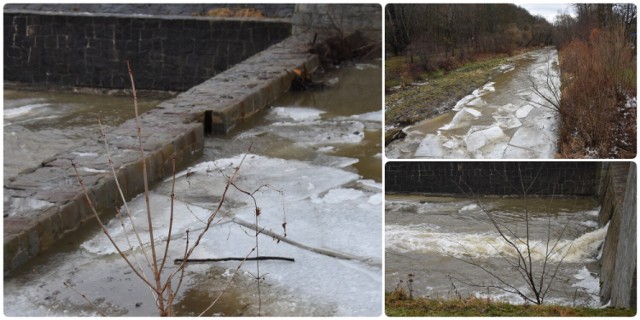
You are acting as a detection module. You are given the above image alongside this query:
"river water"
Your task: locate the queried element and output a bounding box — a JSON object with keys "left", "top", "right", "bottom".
{"left": 386, "top": 194, "right": 607, "bottom": 307}
{"left": 386, "top": 48, "right": 561, "bottom": 159}
{"left": 3, "top": 89, "right": 165, "bottom": 182}
{"left": 3, "top": 62, "right": 382, "bottom": 316}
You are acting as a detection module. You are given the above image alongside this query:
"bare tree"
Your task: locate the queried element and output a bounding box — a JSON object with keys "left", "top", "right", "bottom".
{"left": 526, "top": 50, "right": 562, "bottom": 113}
{"left": 451, "top": 163, "right": 572, "bottom": 305}
{"left": 70, "top": 62, "right": 287, "bottom": 316}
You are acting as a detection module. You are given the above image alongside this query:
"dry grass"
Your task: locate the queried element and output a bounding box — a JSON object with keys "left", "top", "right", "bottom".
{"left": 386, "top": 293, "right": 637, "bottom": 317}
{"left": 558, "top": 28, "right": 636, "bottom": 158}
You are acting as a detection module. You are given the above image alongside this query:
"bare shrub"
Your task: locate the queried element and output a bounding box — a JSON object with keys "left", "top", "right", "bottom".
{"left": 70, "top": 63, "right": 284, "bottom": 316}
{"left": 451, "top": 164, "right": 572, "bottom": 305}
{"left": 558, "top": 27, "right": 636, "bottom": 158}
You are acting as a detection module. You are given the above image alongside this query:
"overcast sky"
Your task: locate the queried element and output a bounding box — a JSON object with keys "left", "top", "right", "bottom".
{"left": 518, "top": 3, "right": 576, "bottom": 23}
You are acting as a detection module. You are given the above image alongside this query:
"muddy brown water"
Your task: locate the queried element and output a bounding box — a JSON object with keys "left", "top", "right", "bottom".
{"left": 3, "top": 89, "right": 164, "bottom": 181}
{"left": 3, "top": 61, "right": 382, "bottom": 316}
{"left": 386, "top": 194, "right": 606, "bottom": 307}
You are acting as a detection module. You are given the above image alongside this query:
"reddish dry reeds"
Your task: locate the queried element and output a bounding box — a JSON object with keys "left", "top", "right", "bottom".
{"left": 558, "top": 28, "right": 636, "bottom": 158}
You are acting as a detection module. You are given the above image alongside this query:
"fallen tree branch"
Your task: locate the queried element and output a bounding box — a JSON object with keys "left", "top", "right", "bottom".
{"left": 174, "top": 256, "right": 295, "bottom": 264}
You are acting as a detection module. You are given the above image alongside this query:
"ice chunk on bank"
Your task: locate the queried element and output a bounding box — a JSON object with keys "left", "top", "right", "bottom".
{"left": 452, "top": 94, "right": 476, "bottom": 111}
{"left": 505, "top": 125, "right": 555, "bottom": 158}
{"left": 440, "top": 108, "right": 481, "bottom": 130}
{"left": 415, "top": 134, "right": 444, "bottom": 158}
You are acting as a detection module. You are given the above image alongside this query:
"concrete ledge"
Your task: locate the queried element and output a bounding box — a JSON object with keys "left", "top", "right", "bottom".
{"left": 3, "top": 33, "right": 319, "bottom": 274}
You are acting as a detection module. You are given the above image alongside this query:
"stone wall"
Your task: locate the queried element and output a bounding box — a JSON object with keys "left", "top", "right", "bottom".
{"left": 292, "top": 4, "right": 382, "bottom": 42}
{"left": 3, "top": 4, "right": 295, "bottom": 18}
{"left": 385, "top": 162, "right": 599, "bottom": 196}
{"left": 3, "top": 32, "right": 319, "bottom": 274}
{"left": 598, "top": 162, "right": 637, "bottom": 308}
{"left": 4, "top": 11, "right": 291, "bottom": 91}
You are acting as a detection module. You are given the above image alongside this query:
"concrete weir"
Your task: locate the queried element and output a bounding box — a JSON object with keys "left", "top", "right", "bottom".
{"left": 3, "top": 32, "right": 320, "bottom": 273}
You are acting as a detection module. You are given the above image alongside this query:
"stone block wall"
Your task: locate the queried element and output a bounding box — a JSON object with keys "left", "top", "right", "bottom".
{"left": 292, "top": 4, "right": 381, "bottom": 42}
{"left": 385, "top": 162, "right": 599, "bottom": 196}
{"left": 3, "top": 4, "right": 295, "bottom": 18}
{"left": 4, "top": 11, "right": 291, "bottom": 91}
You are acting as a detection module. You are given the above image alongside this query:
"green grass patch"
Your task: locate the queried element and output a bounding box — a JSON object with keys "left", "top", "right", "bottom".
{"left": 386, "top": 293, "right": 636, "bottom": 317}
{"left": 385, "top": 54, "right": 508, "bottom": 127}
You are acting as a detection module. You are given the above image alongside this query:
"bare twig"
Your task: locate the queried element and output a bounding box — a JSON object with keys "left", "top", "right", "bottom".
{"left": 63, "top": 281, "right": 107, "bottom": 316}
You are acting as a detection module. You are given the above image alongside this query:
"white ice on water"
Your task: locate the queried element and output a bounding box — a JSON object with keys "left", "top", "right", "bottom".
{"left": 464, "top": 126, "right": 509, "bottom": 152}
{"left": 414, "top": 134, "right": 444, "bottom": 158}
{"left": 270, "top": 106, "right": 325, "bottom": 121}
{"left": 440, "top": 108, "right": 482, "bottom": 131}
{"left": 414, "top": 49, "right": 560, "bottom": 159}
{"left": 240, "top": 106, "right": 369, "bottom": 146}
{"left": 572, "top": 266, "right": 600, "bottom": 295}
{"left": 80, "top": 154, "right": 381, "bottom": 316}
{"left": 4, "top": 103, "right": 50, "bottom": 119}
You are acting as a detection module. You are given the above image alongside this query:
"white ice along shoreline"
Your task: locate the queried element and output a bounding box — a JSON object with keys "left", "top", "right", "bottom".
{"left": 5, "top": 154, "right": 382, "bottom": 317}
{"left": 415, "top": 48, "right": 560, "bottom": 159}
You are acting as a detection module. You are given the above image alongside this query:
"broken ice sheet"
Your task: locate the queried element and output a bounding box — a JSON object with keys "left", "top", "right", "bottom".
{"left": 268, "top": 120, "right": 366, "bottom": 145}
{"left": 440, "top": 107, "right": 482, "bottom": 130}
{"left": 464, "top": 125, "right": 509, "bottom": 152}
{"left": 269, "top": 106, "right": 325, "bottom": 121}
{"left": 415, "top": 134, "right": 444, "bottom": 158}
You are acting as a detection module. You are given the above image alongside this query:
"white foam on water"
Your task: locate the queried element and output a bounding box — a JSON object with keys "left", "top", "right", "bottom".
{"left": 579, "top": 220, "right": 598, "bottom": 228}
{"left": 386, "top": 222, "right": 608, "bottom": 264}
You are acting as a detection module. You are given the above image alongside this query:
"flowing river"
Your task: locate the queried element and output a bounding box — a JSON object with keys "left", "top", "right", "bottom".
{"left": 386, "top": 194, "right": 608, "bottom": 307}
{"left": 3, "top": 61, "right": 382, "bottom": 316}
{"left": 387, "top": 48, "right": 561, "bottom": 159}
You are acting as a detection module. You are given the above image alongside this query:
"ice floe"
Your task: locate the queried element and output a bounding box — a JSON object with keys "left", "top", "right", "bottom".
{"left": 71, "top": 154, "right": 381, "bottom": 316}
{"left": 464, "top": 126, "right": 508, "bottom": 152}
{"left": 4, "top": 103, "right": 50, "bottom": 119}
{"left": 270, "top": 106, "right": 325, "bottom": 121}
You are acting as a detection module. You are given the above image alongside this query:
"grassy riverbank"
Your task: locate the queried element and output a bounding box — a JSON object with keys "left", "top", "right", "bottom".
{"left": 384, "top": 52, "right": 522, "bottom": 145}
{"left": 386, "top": 293, "right": 636, "bottom": 317}
{"left": 386, "top": 54, "right": 509, "bottom": 127}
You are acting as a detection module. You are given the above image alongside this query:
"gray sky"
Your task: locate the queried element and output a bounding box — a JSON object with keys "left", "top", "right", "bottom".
{"left": 518, "top": 3, "right": 576, "bottom": 23}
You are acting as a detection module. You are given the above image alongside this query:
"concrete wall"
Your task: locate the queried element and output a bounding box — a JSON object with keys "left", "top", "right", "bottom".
{"left": 385, "top": 162, "right": 599, "bottom": 196}
{"left": 292, "top": 4, "right": 382, "bottom": 42}
{"left": 598, "top": 162, "right": 637, "bottom": 308}
{"left": 4, "top": 11, "right": 291, "bottom": 91}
